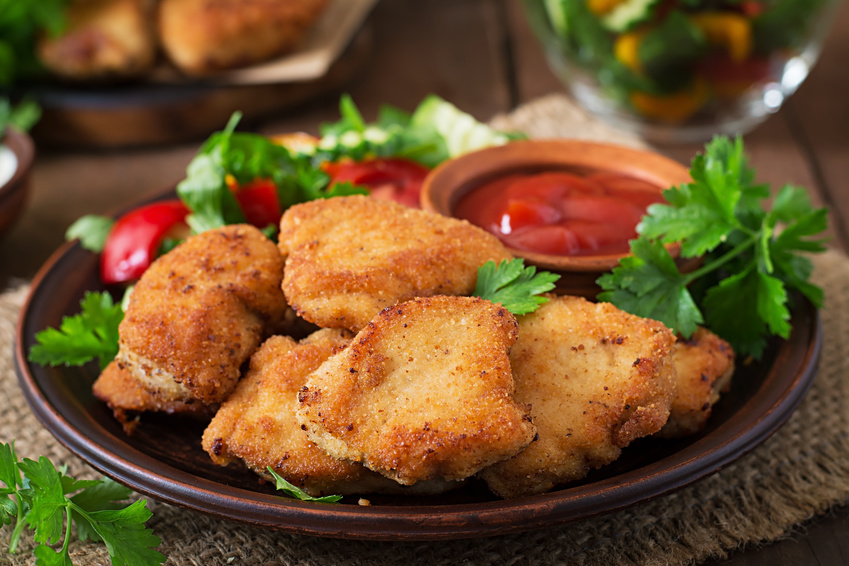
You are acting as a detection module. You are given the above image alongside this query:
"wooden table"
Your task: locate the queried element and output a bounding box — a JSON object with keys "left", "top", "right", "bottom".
{"left": 2, "top": 1, "right": 848, "bottom": 564}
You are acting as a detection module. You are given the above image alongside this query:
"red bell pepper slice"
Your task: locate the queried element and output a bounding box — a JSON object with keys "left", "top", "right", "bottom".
{"left": 100, "top": 199, "right": 189, "bottom": 284}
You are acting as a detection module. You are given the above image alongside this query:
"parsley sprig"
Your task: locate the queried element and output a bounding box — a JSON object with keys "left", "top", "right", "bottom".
{"left": 1, "top": 442, "right": 164, "bottom": 565}
{"left": 598, "top": 136, "right": 828, "bottom": 359}
{"left": 474, "top": 259, "right": 560, "bottom": 315}
{"left": 28, "top": 291, "right": 124, "bottom": 370}
{"left": 266, "top": 468, "right": 341, "bottom": 503}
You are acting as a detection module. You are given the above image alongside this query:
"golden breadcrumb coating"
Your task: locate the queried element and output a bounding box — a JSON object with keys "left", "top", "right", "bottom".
{"left": 38, "top": 0, "right": 156, "bottom": 80}
{"left": 478, "top": 295, "right": 677, "bottom": 499}
{"left": 657, "top": 327, "right": 735, "bottom": 438}
{"left": 278, "top": 195, "right": 512, "bottom": 333}
{"left": 296, "top": 295, "right": 536, "bottom": 486}
{"left": 115, "top": 224, "right": 287, "bottom": 407}
{"left": 158, "top": 0, "right": 328, "bottom": 75}
{"left": 203, "top": 330, "right": 462, "bottom": 496}
{"left": 93, "top": 360, "right": 215, "bottom": 434}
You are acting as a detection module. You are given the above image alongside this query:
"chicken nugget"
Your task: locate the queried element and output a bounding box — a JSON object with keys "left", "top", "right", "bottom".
{"left": 278, "top": 196, "right": 512, "bottom": 332}
{"left": 656, "top": 327, "right": 735, "bottom": 438}
{"left": 296, "top": 295, "right": 536, "bottom": 486}
{"left": 38, "top": 0, "right": 156, "bottom": 81}
{"left": 93, "top": 360, "right": 215, "bottom": 434}
{"left": 114, "top": 224, "right": 287, "bottom": 409}
{"left": 158, "top": 0, "right": 328, "bottom": 75}
{"left": 203, "top": 330, "right": 463, "bottom": 497}
{"left": 478, "top": 295, "right": 677, "bottom": 499}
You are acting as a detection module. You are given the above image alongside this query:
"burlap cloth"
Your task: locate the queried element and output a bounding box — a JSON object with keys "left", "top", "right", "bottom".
{"left": 3, "top": 95, "right": 849, "bottom": 565}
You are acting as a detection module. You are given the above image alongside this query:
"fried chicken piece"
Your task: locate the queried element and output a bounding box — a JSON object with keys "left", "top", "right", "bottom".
{"left": 112, "top": 225, "right": 287, "bottom": 411}
{"left": 94, "top": 360, "right": 215, "bottom": 434}
{"left": 37, "top": 0, "right": 156, "bottom": 81}
{"left": 158, "top": 0, "right": 328, "bottom": 75}
{"left": 203, "top": 330, "right": 461, "bottom": 496}
{"left": 296, "top": 295, "right": 536, "bottom": 486}
{"left": 656, "top": 327, "right": 735, "bottom": 438}
{"left": 478, "top": 295, "right": 677, "bottom": 499}
{"left": 278, "top": 196, "right": 512, "bottom": 333}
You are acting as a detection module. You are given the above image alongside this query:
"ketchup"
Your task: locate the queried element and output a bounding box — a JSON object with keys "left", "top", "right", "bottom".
{"left": 453, "top": 171, "right": 664, "bottom": 256}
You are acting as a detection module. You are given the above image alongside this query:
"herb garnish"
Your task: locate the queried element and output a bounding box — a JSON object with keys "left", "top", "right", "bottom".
{"left": 266, "top": 467, "right": 342, "bottom": 503}
{"left": 1, "top": 442, "right": 164, "bottom": 566}
{"left": 474, "top": 259, "right": 560, "bottom": 315}
{"left": 598, "top": 136, "right": 828, "bottom": 358}
{"left": 28, "top": 291, "right": 124, "bottom": 370}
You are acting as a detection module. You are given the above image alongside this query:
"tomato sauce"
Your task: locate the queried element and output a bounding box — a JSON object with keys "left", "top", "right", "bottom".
{"left": 453, "top": 170, "right": 664, "bottom": 256}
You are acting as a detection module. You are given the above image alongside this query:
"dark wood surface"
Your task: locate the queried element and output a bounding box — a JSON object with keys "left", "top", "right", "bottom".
{"left": 2, "top": 0, "right": 848, "bottom": 563}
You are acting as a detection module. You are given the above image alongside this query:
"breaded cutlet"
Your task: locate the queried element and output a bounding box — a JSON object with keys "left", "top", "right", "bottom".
{"left": 277, "top": 196, "right": 512, "bottom": 333}
{"left": 296, "top": 295, "right": 536, "bottom": 486}
{"left": 111, "top": 224, "right": 288, "bottom": 410}
{"left": 479, "top": 295, "right": 677, "bottom": 499}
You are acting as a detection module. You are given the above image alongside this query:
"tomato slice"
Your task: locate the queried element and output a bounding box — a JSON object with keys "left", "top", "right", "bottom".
{"left": 741, "top": 1, "right": 766, "bottom": 17}
{"left": 325, "top": 157, "right": 430, "bottom": 208}
{"left": 101, "top": 200, "right": 189, "bottom": 284}
{"left": 232, "top": 178, "right": 282, "bottom": 229}
{"left": 698, "top": 54, "right": 772, "bottom": 98}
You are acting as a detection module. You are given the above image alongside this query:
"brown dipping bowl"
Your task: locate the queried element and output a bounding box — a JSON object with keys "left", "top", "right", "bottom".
{"left": 0, "top": 128, "right": 35, "bottom": 240}
{"left": 420, "top": 139, "right": 696, "bottom": 297}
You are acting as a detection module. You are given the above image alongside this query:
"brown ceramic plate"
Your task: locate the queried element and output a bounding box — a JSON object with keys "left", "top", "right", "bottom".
{"left": 13, "top": 192, "right": 822, "bottom": 541}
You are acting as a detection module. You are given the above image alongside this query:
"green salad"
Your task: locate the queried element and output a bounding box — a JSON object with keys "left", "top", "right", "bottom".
{"left": 526, "top": 0, "right": 834, "bottom": 123}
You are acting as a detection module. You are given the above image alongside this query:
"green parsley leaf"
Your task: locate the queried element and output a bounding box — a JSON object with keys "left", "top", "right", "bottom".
{"left": 28, "top": 291, "right": 123, "bottom": 370}
{"left": 65, "top": 215, "right": 114, "bottom": 253}
{"left": 1, "top": 442, "right": 164, "bottom": 565}
{"left": 597, "top": 237, "right": 703, "bottom": 337}
{"left": 0, "top": 97, "right": 41, "bottom": 137}
{"left": 473, "top": 259, "right": 560, "bottom": 315}
{"left": 598, "top": 135, "right": 829, "bottom": 359}
{"left": 266, "top": 467, "right": 341, "bottom": 503}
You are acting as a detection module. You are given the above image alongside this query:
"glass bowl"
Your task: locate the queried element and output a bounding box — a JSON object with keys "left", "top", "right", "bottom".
{"left": 521, "top": 0, "right": 841, "bottom": 143}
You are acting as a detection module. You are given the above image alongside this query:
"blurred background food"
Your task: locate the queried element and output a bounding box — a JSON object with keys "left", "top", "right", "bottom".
{"left": 6, "top": 0, "right": 331, "bottom": 83}
{"left": 158, "top": 0, "right": 328, "bottom": 76}
{"left": 522, "top": 0, "right": 842, "bottom": 142}
{"left": 36, "top": 0, "right": 157, "bottom": 81}
{"left": 0, "top": 0, "right": 375, "bottom": 148}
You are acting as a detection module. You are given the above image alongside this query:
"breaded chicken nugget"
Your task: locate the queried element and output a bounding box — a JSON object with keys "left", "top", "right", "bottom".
{"left": 93, "top": 360, "right": 215, "bottom": 434}
{"left": 38, "top": 0, "right": 156, "bottom": 80}
{"left": 114, "top": 224, "right": 287, "bottom": 409}
{"left": 657, "top": 327, "right": 735, "bottom": 438}
{"left": 296, "top": 295, "right": 536, "bottom": 486}
{"left": 278, "top": 196, "right": 512, "bottom": 333}
{"left": 203, "top": 330, "right": 461, "bottom": 496}
{"left": 158, "top": 0, "right": 328, "bottom": 75}
{"left": 478, "top": 295, "right": 677, "bottom": 499}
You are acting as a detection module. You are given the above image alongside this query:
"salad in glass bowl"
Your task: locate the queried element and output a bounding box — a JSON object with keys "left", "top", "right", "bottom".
{"left": 523, "top": 0, "right": 840, "bottom": 142}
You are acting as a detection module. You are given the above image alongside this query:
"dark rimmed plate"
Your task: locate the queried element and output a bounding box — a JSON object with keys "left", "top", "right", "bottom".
{"left": 13, "top": 208, "right": 822, "bottom": 540}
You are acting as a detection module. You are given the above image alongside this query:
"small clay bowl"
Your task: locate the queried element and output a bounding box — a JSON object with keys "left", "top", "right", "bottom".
{"left": 0, "top": 128, "right": 35, "bottom": 239}
{"left": 420, "top": 139, "right": 695, "bottom": 297}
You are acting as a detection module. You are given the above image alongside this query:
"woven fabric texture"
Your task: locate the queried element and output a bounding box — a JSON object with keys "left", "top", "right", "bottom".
{"left": 2, "top": 95, "right": 848, "bottom": 565}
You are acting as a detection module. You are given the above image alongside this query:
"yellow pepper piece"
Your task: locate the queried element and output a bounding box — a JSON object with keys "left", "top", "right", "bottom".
{"left": 630, "top": 78, "right": 709, "bottom": 123}
{"left": 587, "top": 0, "right": 626, "bottom": 16}
{"left": 614, "top": 30, "right": 647, "bottom": 74}
{"left": 689, "top": 12, "right": 752, "bottom": 63}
